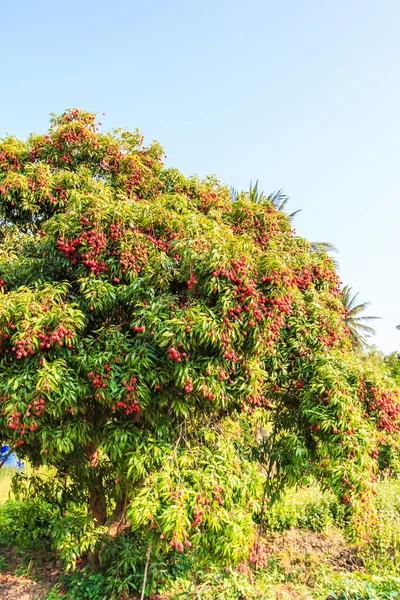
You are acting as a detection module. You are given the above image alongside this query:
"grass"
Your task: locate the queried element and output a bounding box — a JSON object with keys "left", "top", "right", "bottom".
{"left": 0, "top": 466, "right": 17, "bottom": 503}
{"left": 0, "top": 462, "right": 36, "bottom": 503}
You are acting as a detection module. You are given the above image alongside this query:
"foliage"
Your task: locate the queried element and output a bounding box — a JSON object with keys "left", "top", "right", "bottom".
{"left": 362, "top": 478, "right": 400, "bottom": 575}
{"left": 326, "top": 574, "right": 400, "bottom": 600}
{"left": 0, "top": 497, "right": 53, "bottom": 551}
{"left": 359, "top": 350, "right": 400, "bottom": 477}
{"left": 384, "top": 352, "right": 400, "bottom": 386}
{"left": 1, "top": 478, "right": 400, "bottom": 599}
{"left": 262, "top": 485, "right": 346, "bottom": 532}
{"left": 55, "top": 570, "right": 109, "bottom": 600}
{"left": 43, "top": 570, "right": 400, "bottom": 600}
{"left": 377, "top": 440, "right": 400, "bottom": 477}
{"left": 99, "top": 531, "right": 193, "bottom": 598}
{"left": 0, "top": 108, "right": 399, "bottom": 572}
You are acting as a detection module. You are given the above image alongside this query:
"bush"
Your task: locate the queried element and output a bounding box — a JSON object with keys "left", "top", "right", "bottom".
{"left": 328, "top": 573, "right": 400, "bottom": 599}
{"left": 263, "top": 485, "right": 346, "bottom": 532}
{"left": 58, "top": 570, "right": 108, "bottom": 600}
{"left": 0, "top": 497, "right": 103, "bottom": 569}
{"left": 99, "top": 531, "right": 193, "bottom": 598}
{"left": 362, "top": 479, "right": 400, "bottom": 575}
{"left": 0, "top": 498, "right": 54, "bottom": 553}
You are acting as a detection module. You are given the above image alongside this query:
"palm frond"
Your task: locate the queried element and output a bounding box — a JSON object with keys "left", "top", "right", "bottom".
{"left": 347, "top": 302, "right": 370, "bottom": 316}
{"left": 235, "top": 182, "right": 300, "bottom": 221}
{"left": 314, "top": 242, "right": 339, "bottom": 254}
{"left": 342, "top": 286, "right": 359, "bottom": 311}
{"left": 230, "top": 187, "right": 239, "bottom": 203}
{"left": 342, "top": 285, "right": 380, "bottom": 351}
{"left": 249, "top": 180, "right": 266, "bottom": 204}
{"left": 267, "top": 189, "right": 302, "bottom": 223}
{"left": 311, "top": 242, "right": 340, "bottom": 269}
{"left": 353, "top": 315, "right": 381, "bottom": 322}
{"left": 266, "top": 189, "right": 288, "bottom": 209}
{"left": 347, "top": 322, "right": 379, "bottom": 335}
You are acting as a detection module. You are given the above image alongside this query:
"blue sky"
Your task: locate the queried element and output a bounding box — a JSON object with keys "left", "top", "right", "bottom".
{"left": 1, "top": 0, "right": 399, "bottom": 353}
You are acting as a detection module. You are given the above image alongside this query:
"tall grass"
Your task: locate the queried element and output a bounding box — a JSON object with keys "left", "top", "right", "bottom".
{"left": 0, "top": 466, "right": 16, "bottom": 503}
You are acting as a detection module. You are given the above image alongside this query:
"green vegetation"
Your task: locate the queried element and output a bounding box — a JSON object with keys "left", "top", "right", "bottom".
{"left": 0, "top": 109, "right": 399, "bottom": 598}
{"left": 1, "top": 469, "right": 400, "bottom": 598}
{"left": 385, "top": 352, "right": 400, "bottom": 386}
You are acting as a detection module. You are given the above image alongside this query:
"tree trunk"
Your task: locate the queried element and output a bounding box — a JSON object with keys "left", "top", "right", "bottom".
{"left": 108, "top": 491, "right": 130, "bottom": 537}
{"left": 85, "top": 440, "right": 106, "bottom": 566}
{"left": 85, "top": 441, "right": 107, "bottom": 526}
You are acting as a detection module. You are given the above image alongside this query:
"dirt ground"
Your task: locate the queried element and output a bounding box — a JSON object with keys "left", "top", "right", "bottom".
{"left": 264, "top": 528, "right": 363, "bottom": 570}
{"left": 0, "top": 573, "right": 53, "bottom": 600}
{"left": 0, "top": 550, "right": 61, "bottom": 600}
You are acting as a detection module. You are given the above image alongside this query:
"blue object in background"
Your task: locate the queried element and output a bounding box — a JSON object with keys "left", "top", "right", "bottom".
{"left": 1, "top": 444, "right": 24, "bottom": 470}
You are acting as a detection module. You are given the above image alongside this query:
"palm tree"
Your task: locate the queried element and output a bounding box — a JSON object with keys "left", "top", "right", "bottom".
{"left": 231, "top": 181, "right": 301, "bottom": 220}
{"left": 231, "top": 184, "right": 340, "bottom": 268}
{"left": 342, "top": 285, "right": 380, "bottom": 351}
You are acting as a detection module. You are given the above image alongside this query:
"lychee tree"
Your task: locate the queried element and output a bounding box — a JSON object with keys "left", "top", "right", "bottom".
{"left": 0, "top": 109, "right": 399, "bottom": 566}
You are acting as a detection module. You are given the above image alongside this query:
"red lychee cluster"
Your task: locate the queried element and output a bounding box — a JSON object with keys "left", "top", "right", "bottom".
{"left": 87, "top": 371, "right": 108, "bottom": 390}
{"left": 109, "top": 222, "right": 121, "bottom": 241}
{"left": 362, "top": 384, "right": 400, "bottom": 433}
{"left": 212, "top": 485, "right": 224, "bottom": 505}
{"left": 115, "top": 376, "right": 140, "bottom": 415}
{"left": 0, "top": 149, "right": 21, "bottom": 172}
{"left": 200, "top": 386, "right": 216, "bottom": 401}
{"left": 119, "top": 235, "right": 149, "bottom": 273}
{"left": 249, "top": 539, "right": 268, "bottom": 568}
{"left": 187, "top": 271, "right": 197, "bottom": 290}
{"left": 57, "top": 229, "right": 108, "bottom": 275}
{"left": 39, "top": 325, "right": 74, "bottom": 349}
{"left": 184, "top": 379, "right": 193, "bottom": 393}
{"left": 169, "top": 530, "right": 192, "bottom": 552}
{"left": 6, "top": 398, "right": 44, "bottom": 436}
{"left": 9, "top": 324, "right": 74, "bottom": 359}
{"left": 113, "top": 398, "right": 140, "bottom": 415}
{"left": 12, "top": 338, "right": 35, "bottom": 359}
{"left": 168, "top": 347, "right": 182, "bottom": 362}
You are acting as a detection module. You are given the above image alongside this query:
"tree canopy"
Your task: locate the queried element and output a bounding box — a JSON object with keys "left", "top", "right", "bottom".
{"left": 0, "top": 109, "right": 399, "bottom": 563}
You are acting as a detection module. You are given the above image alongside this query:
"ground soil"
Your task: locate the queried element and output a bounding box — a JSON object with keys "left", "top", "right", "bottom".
{"left": 264, "top": 528, "right": 363, "bottom": 571}
{"left": 0, "top": 574, "right": 53, "bottom": 600}
{"left": 0, "top": 549, "right": 62, "bottom": 600}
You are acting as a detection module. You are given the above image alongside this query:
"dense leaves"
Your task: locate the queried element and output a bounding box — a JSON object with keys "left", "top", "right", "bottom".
{"left": 0, "top": 109, "right": 399, "bottom": 562}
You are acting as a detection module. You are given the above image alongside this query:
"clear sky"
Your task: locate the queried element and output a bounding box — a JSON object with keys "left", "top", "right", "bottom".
{"left": 1, "top": 0, "right": 399, "bottom": 353}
